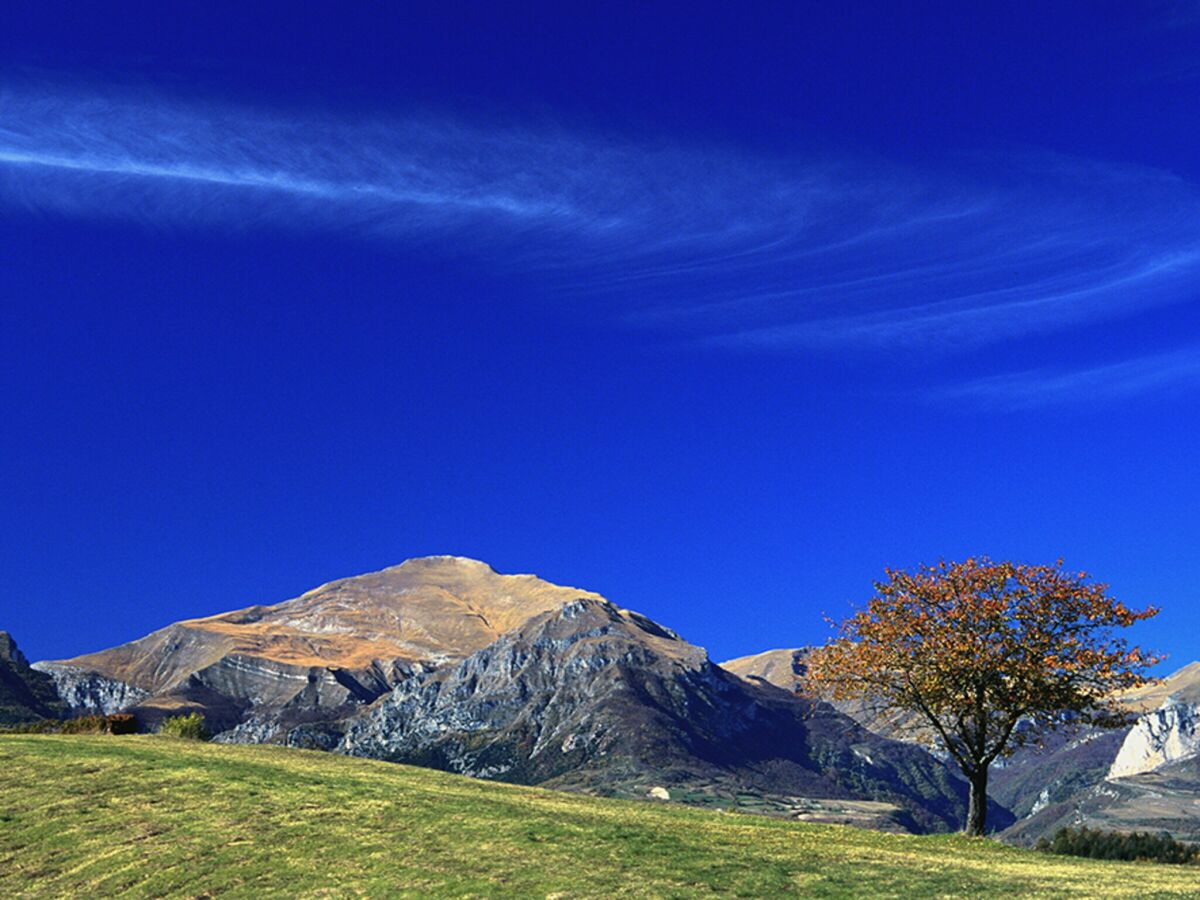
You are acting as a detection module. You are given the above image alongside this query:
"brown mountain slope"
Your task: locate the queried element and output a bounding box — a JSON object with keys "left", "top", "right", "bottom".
{"left": 724, "top": 649, "right": 1200, "bottom": 719}
{"left": 721, "top": 648, "right": 804, "bottom": 691}
{"left": 1116, "top": 661, "right": 1200, "bottom": 712}
{"left": 60, "top": 556, "right": 603, "bottom": 685}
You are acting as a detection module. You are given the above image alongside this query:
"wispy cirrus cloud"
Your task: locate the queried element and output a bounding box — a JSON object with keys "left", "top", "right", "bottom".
{"left": 0, "top": 87, "right": 604, "bottom": 232}
{"left": 936, "top": 347, "right": 1200, "bottom": 409}
{"left": 1, "top": 81, "right": 1198, "bottom": 360}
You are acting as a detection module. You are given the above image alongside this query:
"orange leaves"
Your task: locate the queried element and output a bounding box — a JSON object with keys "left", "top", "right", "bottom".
{"left": 803, "top": 557, "right": 1160, "bottom": 773}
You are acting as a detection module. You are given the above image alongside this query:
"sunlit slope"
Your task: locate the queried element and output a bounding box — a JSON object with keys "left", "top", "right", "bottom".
{"left": 0, "top": 737, "right": 1195, "bottom": 898}
{"left": 52, "top": 556, "right": 602, "bottom": 683}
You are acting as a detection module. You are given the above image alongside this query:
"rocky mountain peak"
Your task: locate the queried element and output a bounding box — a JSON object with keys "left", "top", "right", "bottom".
{"left": 0, "top": 631, "right": 29, "bottom": 667}
{"left": 19, "top": 561, "right": 979, "bottom": 834}
{"left": 382, "top": 555, "right": 500, "bottom": 575}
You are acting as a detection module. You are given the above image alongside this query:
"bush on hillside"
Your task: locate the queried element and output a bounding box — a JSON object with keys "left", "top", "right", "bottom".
{"left": 0, "top": 718, "right": 59, "bottom": 734}
{"left": 1036, "top": 826, "right": 1198, "bottom": 865}
{"left": 61, "top": 715, "right": 114, "bottom": 734}
{"left": 1, "top": 714, "right": 142, "bottom": 735}
{"left": 159, "top": 713, "right": 210, "bottom": 741}
{"left": 106, "top": 713, "right": 138, "bottom": 734}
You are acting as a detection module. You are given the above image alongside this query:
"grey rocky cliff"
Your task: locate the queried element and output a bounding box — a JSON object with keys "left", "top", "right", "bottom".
{"left": 0, "top": 632, "right": 30, "bottom": 669}
{"left": 31, "top": 662, "right": 147, "bottom": 715}
{"left": 337, "top": 598, "right": 707, "bottom": 778}
{"left": 197, "top": 655, "right": 417, "bottom": 738}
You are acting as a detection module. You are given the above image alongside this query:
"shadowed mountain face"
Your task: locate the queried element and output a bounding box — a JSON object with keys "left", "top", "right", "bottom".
{"left": 0, "top": 632, "right": 66, "bottom": 724}
{"left": 31, "top": 557, "right": 971, "bottom": 832}
{"left": 721, "top": 647, "right": 930, "bottom": 742}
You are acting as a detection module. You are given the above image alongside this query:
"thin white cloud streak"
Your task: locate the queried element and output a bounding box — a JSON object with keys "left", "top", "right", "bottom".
{"left": 0, "top": 91, "right": 595, "bottom": 230}
{"left": 699, "top": 249, "right": 1199, "bottom": 351}
{"left": 937, "top": 347, "right": 1200, "bottom": 409}
{"left": 0, "top": 148, "right": 545, "bottom": 213}
{"left": 1, "top": 83, "right": 1199, "bottom": 355}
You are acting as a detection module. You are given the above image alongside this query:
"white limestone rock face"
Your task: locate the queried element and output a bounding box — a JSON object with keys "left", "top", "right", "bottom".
{"left": 30, "top": 662, "right": 147, "bottom": 715}
{"left": 1107, "top": 700, "right": 1200, "bottom": 779}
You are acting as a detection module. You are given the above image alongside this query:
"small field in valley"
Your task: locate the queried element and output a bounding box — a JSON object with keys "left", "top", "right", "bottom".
{"left": 0, "top": 735, "right": 1195, "bottom": 898}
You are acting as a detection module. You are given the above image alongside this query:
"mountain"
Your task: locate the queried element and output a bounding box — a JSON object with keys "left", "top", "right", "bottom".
{"left": 1002, "top": 756, "right": 1200, "bottom": 845}
{"left": 0, "top": 631, "right": 66, "bottom": 724}
{"left": 721, "top": 646, "right": 1200, "bottom": 843}
{"left": 33, "top": 557, "right": 971, "bottom": 832}
{"left": 721, "top": 647, "right": 930, "bottom": 742}
{"left": 35, "top": 556, "right": 601, "bottom": 731}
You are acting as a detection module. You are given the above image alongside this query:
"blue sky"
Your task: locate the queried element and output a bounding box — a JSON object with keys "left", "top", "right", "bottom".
{"left": 2, "top": 2, "right": 1197, "bottom": 668}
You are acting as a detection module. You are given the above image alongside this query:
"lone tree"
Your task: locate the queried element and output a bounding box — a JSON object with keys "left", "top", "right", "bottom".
{"left": 804, "top": 558, "right": 1159, "bottom": 836}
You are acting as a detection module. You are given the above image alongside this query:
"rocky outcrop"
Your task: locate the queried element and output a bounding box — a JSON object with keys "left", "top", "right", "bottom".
{"left": 30, "top": 663, "right": 146, "bottom": 715}
{"left": 986, "top": 665, "right": 1200, "bottom": 844}
{"left": 0, "top": 631, "right": 67, "bottom": 723}
{"left": 1107, "top": 700, "right": 1200, "bottom": 779}
{"left": 174, "top": 654, "right": 419, "bottom": 735}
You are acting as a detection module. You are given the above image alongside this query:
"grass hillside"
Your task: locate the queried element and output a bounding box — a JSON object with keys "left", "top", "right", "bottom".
{"left": 0, "top": 736, "right": 1195, "bottom": 898}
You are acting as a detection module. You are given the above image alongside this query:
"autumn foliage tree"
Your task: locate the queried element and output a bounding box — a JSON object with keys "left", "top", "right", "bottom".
{"left": 804, "top": 558, "right": 1160, "bottom": 836}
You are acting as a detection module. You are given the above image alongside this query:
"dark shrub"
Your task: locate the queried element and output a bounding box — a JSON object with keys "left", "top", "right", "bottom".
{"left": 106, "top": 713, "right": 138, "bottom": 735}
{"left": 1037, "top": 826, "right": 1199, "bottom": 865}
{"left": 0, "top": 718, "right": 58, "bottom": 734}
{"left": 159, "top": 713, "right": 210, "bottom": 741}
{"left": 1, "top": 713, "right": 140, "bottom": 735}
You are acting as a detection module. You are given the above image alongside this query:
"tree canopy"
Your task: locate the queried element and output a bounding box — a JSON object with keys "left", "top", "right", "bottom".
{"left": 804, "top": 557, "right": 1160, "bottom": 836}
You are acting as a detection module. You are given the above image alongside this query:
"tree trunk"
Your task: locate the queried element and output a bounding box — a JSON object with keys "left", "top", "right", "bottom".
{"left": 965, "top": 767, "right": 989, "bottom": 837}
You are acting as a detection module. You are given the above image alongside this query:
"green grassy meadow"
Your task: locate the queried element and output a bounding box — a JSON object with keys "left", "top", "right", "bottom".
{"left": 0, "top": 735, "right": 1196, "bottom": 898}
